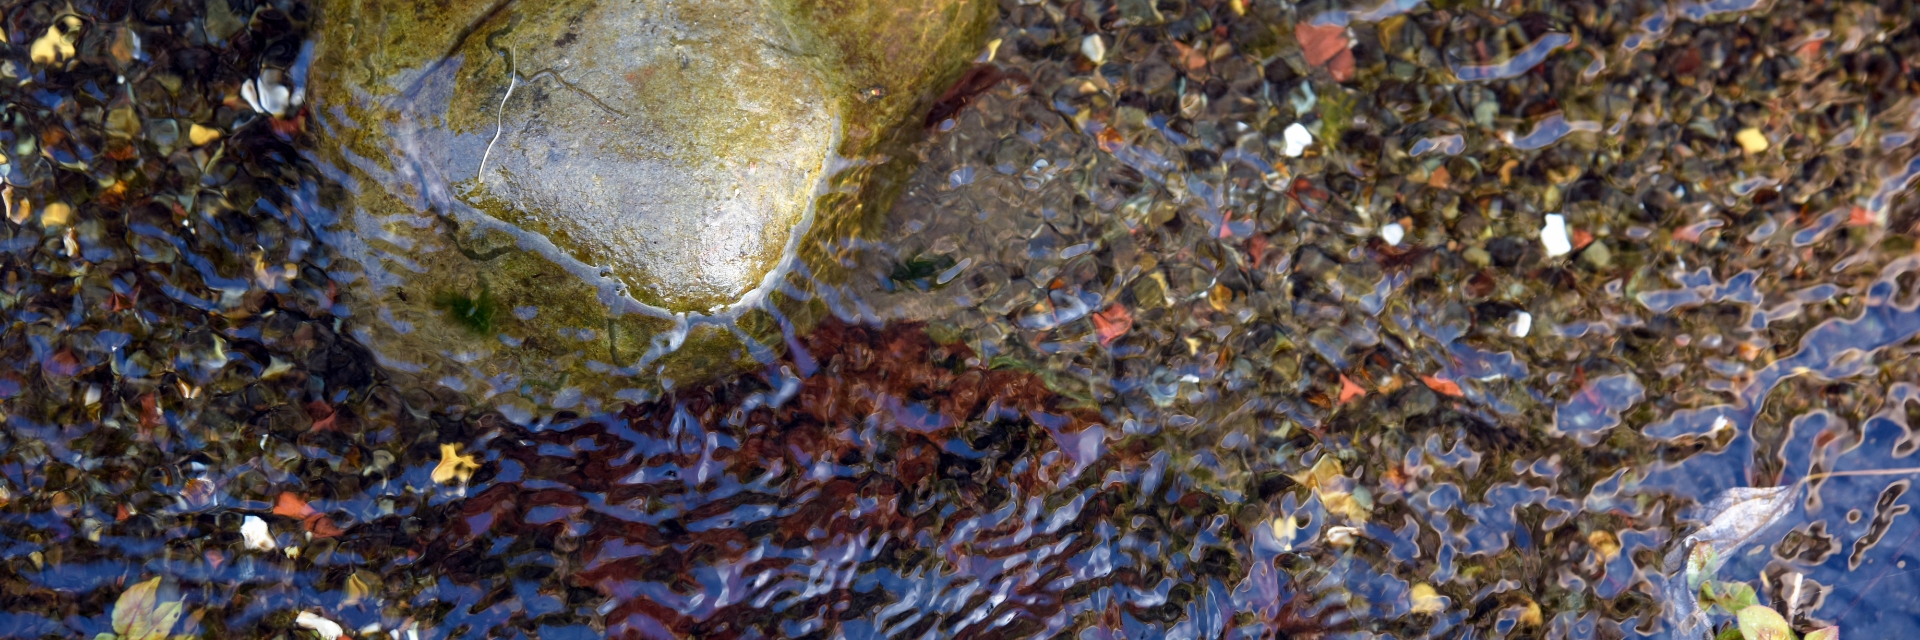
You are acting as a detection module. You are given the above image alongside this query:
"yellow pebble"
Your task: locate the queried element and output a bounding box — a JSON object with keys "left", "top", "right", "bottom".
{"left": 1736, "top": 127, "right": 1769, "bottom": 154}
{"left": 1409, "top": 583, "right": 1447, "bottom": 614}
{"left": 40, "top": 202, "right": 71, "bottom": 227}
{"left": 189, "top": 123, "right": 223, "bottom": 146}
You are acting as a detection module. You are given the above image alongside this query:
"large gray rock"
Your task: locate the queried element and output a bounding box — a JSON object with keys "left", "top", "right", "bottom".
{"left": 305, "top": 0, "right": 992, "bottom": 403}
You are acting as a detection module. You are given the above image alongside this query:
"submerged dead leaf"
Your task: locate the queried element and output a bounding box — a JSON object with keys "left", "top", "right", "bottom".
{"left": 433, "top": 443, "right": 481, "bottom": 484}
{"left": 1687, "top": 486, "right": 1795, "bottom": 553}
{"left": 111, "top": 577, "right": 182, "bottom": 640}
{"left": 1685, "top": 542, "right": 1718, "bottom": 592}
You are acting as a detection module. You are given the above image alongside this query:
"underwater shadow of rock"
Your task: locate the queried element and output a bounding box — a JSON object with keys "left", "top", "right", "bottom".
{"left": 375, "top": 320, "right": 1350, "bottom": 639}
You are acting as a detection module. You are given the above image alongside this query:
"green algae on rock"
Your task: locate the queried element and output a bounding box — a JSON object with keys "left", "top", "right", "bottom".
{"left": 305, "top": 0, "right": 992, "bottom": 401}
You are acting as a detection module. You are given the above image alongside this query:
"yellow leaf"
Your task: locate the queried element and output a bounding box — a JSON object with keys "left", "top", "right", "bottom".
{"left": 433, "top": 443, "right": 480, "bottom": 484}
{"left": 139, "top": 602, "right": 183, "bottom": 640}
{"left": 112, "top": 577, "right": 161, "bottom": 636}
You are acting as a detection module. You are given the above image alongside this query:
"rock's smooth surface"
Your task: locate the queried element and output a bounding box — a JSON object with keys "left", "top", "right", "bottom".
{"left": 307, "top": 0, "right": 991, "bottom": 400}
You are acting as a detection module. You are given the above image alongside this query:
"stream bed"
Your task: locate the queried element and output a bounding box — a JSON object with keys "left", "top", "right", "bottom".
{"left": 2, "top": 0, "right": 1920, "bottom": 638}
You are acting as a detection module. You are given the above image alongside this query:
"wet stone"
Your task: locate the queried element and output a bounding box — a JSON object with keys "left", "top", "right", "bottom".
{"left": 306, "top": 0, "right": 993, "bottom": 395}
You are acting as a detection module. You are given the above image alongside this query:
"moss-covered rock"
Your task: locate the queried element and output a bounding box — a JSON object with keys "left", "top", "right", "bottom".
{"left": 306, "top": 0, "right": 992, "bottom": 403}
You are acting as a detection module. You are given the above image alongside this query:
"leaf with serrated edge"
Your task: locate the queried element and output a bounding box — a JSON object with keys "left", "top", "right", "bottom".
{"left": 112, "top": 577, "right": 161, "bottom": 637}
{"left": 1736, "top": 605, "right": 1792, "bottom": 640}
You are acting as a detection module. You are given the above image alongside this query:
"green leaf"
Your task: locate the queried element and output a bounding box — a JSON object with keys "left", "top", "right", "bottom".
{"left": 112, "top": 578, "right": 162, "bottom": 637}
{"left": 95, "top": 634, "right": 120, "bottom": 640}
{"left": 1736, "top": 605, "right": 1793, "bottom": 640}
{"left": 1706, "top": 581, "right": 1759, "bottom": 614}
{"left": 1687, "top": 543, "right": 1720, "bottom": 592}
{"left": 1803, "top": 627, "right": 1838, "bottom": 640}
{"left": 1715, "top": 627, "right": 1747, "bottom": 640}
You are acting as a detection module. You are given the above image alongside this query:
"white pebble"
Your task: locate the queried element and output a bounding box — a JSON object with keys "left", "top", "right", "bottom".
{"left": 1282, "top": 123, "right": 1313, "bottom": 157}
{"left": 1381, "top": 223, "right": 1405, "bottom": 246}
{"left": 1541, "top": 213, "right": 1572, "bottom": 257}
{"left": 296, "top": 612, "right": 346, "bottom": 640}
{"left": 1080, "top": 34, "right": 1107, "bottom": 64}
{"left": 241, "top": 515, "right": 276, "bottom": 551}
{"left": 1509, "top": 310, "right": 1532, "bottom": 337}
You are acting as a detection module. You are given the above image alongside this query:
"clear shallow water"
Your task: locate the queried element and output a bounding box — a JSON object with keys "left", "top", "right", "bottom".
{"left": 4, "top": 0, "right": 1920, "bottom": 639}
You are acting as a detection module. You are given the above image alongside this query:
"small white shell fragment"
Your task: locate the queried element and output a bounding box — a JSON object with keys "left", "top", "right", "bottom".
{"left": 1541, "top": 213, "right": 1572, "bottom": 257}
{"left": 1381, "top": 223, "right": 1405, "bottom": 246}
{"left": 1326, "top": 525, "right": 1362, "bottom": 547}
{"left": 1080, "top": 34, "right": 1106, "bottom": 64}
{"left": 1283, "top": 123, "right": 1313, "bottom": 157}
{"left": 241, "top": 515, "right": 275, "bottom": 551}
{"left": 296, "top": 612, "right": 346, "bottom": 640}
{"left": 1510, "top": 310, "right": 1532, "bottom": 337}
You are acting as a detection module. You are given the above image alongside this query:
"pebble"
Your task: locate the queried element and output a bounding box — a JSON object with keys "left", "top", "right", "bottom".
{"left": 1080, "top": 34, "right": 1106, "bottom": 64}
{"left": 1541, "top": 214, "right": 1572, "bottom": 257}
{"left": 1510, "top": 310, "right": 1532, "bottom": 337}
{"left": 1282, "top": 123, "right": 1312, "bottom": 157}
{"left": 1381, "top": 223, "right": 1405, "bottom": 246}
{"left": 189, "top": 123, "right": 222, "bottom": 146}
{"left": 1735, "top": 127, "right": 1769, "bottom": 154}
{"left": 295, "top": 612, "right": 346, "bottom": 640}
{"left": 241, "top": 515, "right": 275, "bottom": 550}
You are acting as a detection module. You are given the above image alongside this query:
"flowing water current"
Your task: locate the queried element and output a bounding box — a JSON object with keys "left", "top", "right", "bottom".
{"left": 3, "top": 0, "right": 1920, "bottom": 638}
